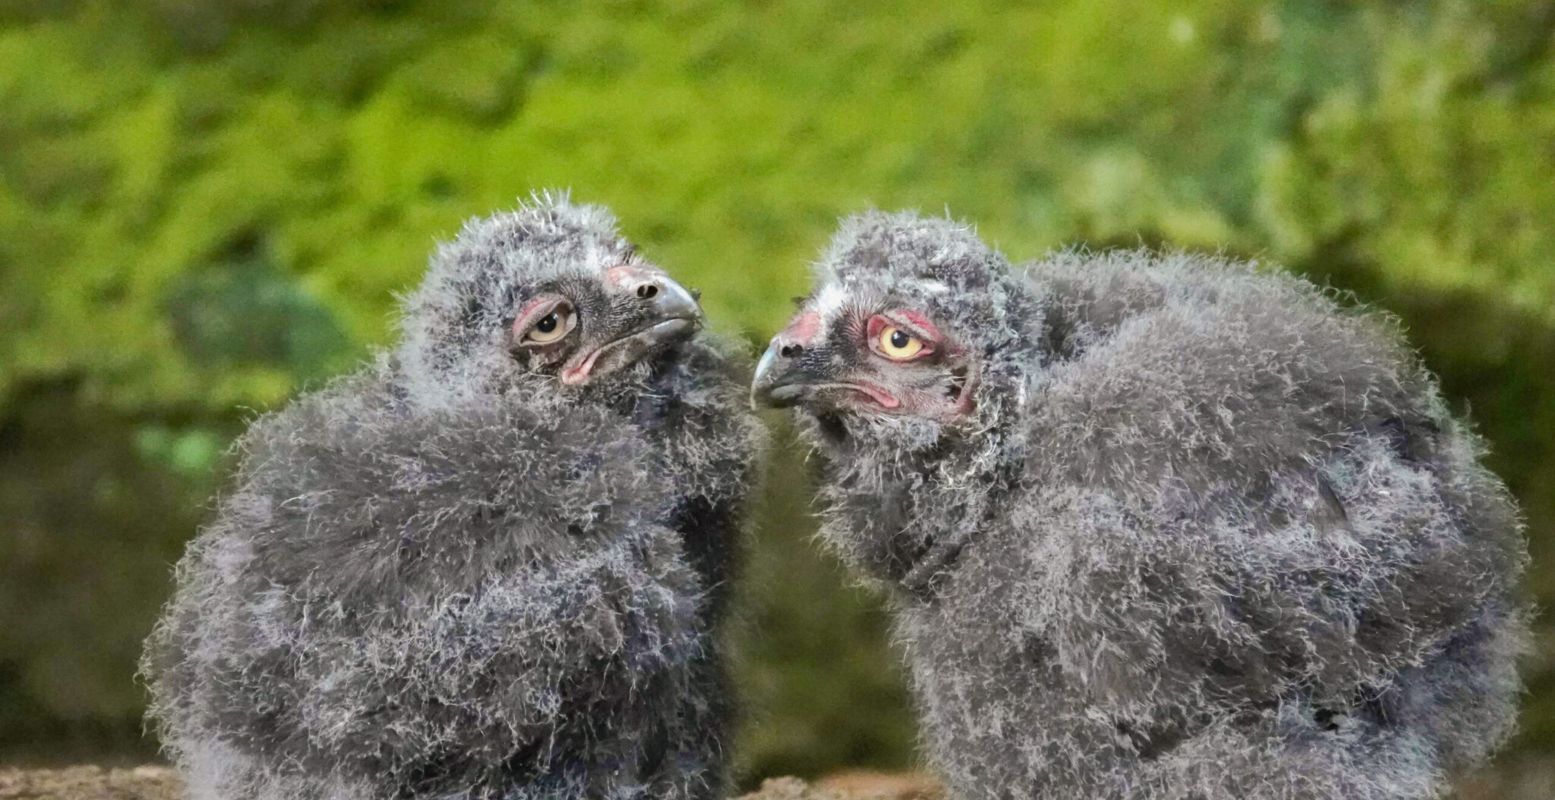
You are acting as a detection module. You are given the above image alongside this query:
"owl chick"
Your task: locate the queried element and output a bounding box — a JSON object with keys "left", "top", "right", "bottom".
{"left": 752, "top": 211, "right": 1528, "bottom": 800}
{"left": 142, "top": 193, "right": 764, "bottom": 800}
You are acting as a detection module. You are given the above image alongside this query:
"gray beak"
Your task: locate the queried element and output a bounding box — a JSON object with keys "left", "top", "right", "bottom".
{"left": 627, "top": 273, "right": 704, "bottom": 348}
{"left": 562, "top": 272, "right": 705, "bottom": 386}
{"left": 644, "top": 275, "right": 702, "bottom": 326}
{"left": 750, "top": 339, "right": 811, "bottom": 409}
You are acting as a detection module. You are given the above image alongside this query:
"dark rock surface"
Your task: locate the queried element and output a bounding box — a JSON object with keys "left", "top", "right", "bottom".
{"left": 2, "top": 764, "right": 1548, "bottom": 799}
{"left": 0, "top": 766, "right": 179, "bottom": 800}
{"left": 0, "top": 767, "right": 943, "bottom": 800}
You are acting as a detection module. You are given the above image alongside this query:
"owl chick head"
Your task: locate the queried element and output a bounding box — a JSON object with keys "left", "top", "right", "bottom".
{"left": 398, "top": 192, "right": 703, "bottom": 408}
{"left": 753, "top": 210, "right": 1045, "bottom": 449}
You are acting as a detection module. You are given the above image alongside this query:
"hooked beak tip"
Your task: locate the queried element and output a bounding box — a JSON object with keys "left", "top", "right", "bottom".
{"left": 750, "top": 345, "right": 812, "bottom": 410}
{"left": 653, "top": 278, "right": 703, "bottom": 325}
{"left": 750, "top": 343, "right": 781, "bottom": 409}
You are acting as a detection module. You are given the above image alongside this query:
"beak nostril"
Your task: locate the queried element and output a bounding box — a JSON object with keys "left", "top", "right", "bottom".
{"left": 779, "top": 344, "right": 803, "bottom": 358}
{"left": 637, "top": 284, "right": 659, "bottom": 299}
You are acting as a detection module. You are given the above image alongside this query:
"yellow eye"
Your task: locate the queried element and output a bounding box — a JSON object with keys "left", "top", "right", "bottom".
{"left": 525, "top": 305, "right": 575, "bottom": 344}
{"left": 878, "top": 325, "right": 924, "bottom": 360}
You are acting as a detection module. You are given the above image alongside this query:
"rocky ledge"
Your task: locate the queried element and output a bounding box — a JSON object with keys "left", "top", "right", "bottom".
{"left": 0, "top": 767, "right": 179, "bottom": 800}
{"left": 3, "top": 764, "right": 1549, "bottom": 799}
{"left": 0, "top": 766, "right": 943, "bottom": 800}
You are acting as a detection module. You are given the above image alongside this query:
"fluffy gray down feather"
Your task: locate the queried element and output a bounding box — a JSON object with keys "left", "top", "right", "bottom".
{"left": 141, "top": 195, "right": 765, "bottom": 800}
{"left": 792, "top": 212, "right": 1529, "bottom": 800}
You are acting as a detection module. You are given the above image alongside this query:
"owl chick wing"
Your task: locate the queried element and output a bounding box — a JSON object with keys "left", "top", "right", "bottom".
{"left": 1008, "top": 256, "right": 1524, "bottom": 719}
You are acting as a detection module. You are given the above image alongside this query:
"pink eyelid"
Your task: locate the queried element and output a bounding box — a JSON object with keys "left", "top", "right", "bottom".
{"left": 512, "top": 294, "right": 572, "bottom": 340}
{"left": 891, "top": 309, "right": 941, "bottom": 339}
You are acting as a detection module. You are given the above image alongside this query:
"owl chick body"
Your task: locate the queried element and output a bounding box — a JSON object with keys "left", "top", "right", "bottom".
{"left": 754, "top": 213, "right": 1527, "bottom": 800}
{"left": 143, "top": 195, "right": 763, "bottom": 800}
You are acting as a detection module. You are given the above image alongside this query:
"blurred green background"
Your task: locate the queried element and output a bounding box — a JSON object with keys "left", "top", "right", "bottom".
{"left": 1, "top": 0, "right": 1552, "bottom": 792}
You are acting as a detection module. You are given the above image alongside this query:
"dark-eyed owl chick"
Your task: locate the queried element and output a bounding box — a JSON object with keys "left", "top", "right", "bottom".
{"left": 142, "top": 193, "right": 764, "bottom": 800}
{"left": 752, "top": 211, "right": 1528, "bottom": 800}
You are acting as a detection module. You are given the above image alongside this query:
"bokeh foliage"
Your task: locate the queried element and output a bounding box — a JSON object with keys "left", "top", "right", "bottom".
{"left": 1, "top": 0, "right": 1551, "bottom": 784}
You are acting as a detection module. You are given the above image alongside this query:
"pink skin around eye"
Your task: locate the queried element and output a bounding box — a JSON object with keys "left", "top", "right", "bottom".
{"left": 892, "top": 309, "right": 942, "bottom": 341}
{"left": 866, "top": 312, "right": 939, "bottom": 359}
{"left": 512, "top": 295, "right": 567, "bottom": 339}
{"left": 861, "top": 309, "right": 979, "bottom": 418}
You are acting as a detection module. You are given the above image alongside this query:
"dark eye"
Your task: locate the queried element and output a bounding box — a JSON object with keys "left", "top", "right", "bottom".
{"left": 877, "top": 324, "right": 925, "bottom": 360}
{"left": 523, "top": 303, "right": 576, "bottom": 344}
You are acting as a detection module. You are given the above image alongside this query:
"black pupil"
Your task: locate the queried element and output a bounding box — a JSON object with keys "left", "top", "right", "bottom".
{"left": 890, "top": 330, "right": 911, "bottom": 349}
{"left": 536, "top": 314, "right": 558, "bottom": 333}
